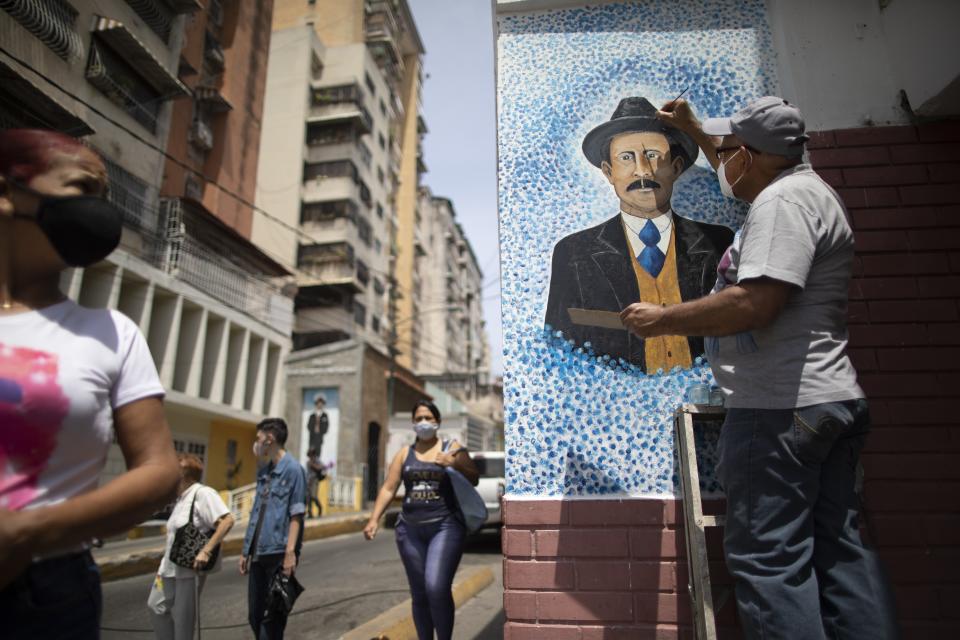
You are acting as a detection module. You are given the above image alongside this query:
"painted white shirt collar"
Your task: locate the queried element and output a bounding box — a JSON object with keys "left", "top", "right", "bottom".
{"left": 621, "top": 209, "right": 673, "bottom": 257}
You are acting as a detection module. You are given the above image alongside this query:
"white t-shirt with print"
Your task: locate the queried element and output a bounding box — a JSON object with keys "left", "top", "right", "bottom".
{"left": 0, "top": 299, "right": 165, "bottom": 512}
{"left": 159, "top": 483, "right": 231, "bottom": 577}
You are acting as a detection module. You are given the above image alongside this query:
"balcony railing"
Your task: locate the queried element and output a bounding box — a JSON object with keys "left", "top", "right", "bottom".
{"left": 156, "top": 198, "right": 294, "bottom": 335}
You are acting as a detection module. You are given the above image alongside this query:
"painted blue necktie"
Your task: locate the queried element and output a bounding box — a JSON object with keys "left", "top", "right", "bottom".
{"left": 637, "top": 219, "right": 665, "bottom": 277}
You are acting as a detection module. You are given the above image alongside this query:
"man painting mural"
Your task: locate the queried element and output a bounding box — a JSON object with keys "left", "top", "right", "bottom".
{"left": 545, "top": 97, "right": 733, "bottom": 372}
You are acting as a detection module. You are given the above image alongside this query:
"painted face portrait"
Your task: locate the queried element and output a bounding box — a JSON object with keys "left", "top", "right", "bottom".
{"left": 601, "top": 131, "right": 683, "bottom": 217}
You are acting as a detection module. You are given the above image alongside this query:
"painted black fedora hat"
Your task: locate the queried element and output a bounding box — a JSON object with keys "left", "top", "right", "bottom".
{"left": 582, "top": 96, "right": 699, "bottom": 170}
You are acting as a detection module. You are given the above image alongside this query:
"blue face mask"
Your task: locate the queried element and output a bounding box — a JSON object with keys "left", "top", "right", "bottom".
{"left": 413, "top": 420, "right": 438, "bottom": 441}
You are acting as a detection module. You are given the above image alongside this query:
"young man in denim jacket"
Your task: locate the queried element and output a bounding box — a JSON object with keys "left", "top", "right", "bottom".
{"left": 240, "top": 418, "right": 306, "bottom": 639}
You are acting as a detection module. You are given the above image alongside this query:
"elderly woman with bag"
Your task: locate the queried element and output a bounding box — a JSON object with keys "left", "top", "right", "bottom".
{"left": 148, "top": 454, "right": 235, "bottom": 640}
{"left": 363, "top": 400, "right": 481, "bottom": 640}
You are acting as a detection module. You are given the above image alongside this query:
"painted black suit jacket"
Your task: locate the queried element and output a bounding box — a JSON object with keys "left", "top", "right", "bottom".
{"left": 544, "top": 213, "right": 734, "bottom": 371}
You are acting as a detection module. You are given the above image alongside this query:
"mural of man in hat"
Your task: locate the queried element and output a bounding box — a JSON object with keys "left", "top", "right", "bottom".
{"left": 544, "top": 97, "right": 733, "bottom": 372}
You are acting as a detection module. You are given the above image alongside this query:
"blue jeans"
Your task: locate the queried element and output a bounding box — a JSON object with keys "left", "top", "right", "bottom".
{"left": 0, "top": 551, "right": 102, "bottom": 639}
{"left": 717, "top": 400, "right": 899, "bottom": 639}
{"left": 395, "top": 515, "right": 466, "bottom": 640}
{"left": 247, "top": 553, "right": 288, "bottom": 640}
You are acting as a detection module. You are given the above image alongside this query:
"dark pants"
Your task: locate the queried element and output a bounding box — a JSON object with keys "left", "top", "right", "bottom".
{"left": 395, "top": 515, "right": 466, "bottom": 640}
{"left": 247, "top": 554, "right": 288, "bottom": 640}
{"left": 0, "top": 551, "right": 102, "bottom": 640}
{"left": 717, "top": 400, "right": 899, "bottom": 639}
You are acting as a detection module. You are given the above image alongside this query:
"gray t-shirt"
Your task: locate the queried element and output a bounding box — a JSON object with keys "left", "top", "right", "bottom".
{"left": 705, "top": 164, "right": 863, "bottom": 409}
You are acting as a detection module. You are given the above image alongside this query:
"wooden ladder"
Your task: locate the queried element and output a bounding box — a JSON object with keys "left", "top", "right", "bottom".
{"left": 674, "top": 403, "right": 730, "bottom": 640}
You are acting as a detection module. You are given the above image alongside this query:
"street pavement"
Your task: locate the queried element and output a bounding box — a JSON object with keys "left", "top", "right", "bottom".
{"left": 99, "top": 527, "right": 504, "bottom": 639}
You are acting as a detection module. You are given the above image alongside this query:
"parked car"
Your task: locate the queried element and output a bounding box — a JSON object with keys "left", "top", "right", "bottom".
{"left": 471, "top": 451, "right": 505, "bottom": 528}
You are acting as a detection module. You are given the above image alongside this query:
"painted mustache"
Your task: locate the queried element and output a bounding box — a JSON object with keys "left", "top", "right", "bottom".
{"left": 627, "top": 178, "right": 661, "bottom": 191}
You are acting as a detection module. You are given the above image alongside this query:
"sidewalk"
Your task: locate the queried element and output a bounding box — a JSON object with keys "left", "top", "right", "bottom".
{"left": 94, "top": 509, "right": 395, "bottom": 582}
{"left": 452, "top": 560, "right": 504, "bottom": 640}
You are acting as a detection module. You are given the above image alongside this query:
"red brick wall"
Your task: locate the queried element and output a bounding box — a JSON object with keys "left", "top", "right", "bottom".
{"left": 809, "top": 121, "right": 960, "bottom": 639}
{"left": 502, "top": 120, "right": 960, "bottom": 639}
{"left": 502, "top": 498, "right": 737, "bottom": 639}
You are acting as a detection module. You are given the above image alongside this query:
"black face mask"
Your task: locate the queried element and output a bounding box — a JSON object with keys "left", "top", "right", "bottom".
{"left": 11, "top": 182, "right": 123, "bottom": 267}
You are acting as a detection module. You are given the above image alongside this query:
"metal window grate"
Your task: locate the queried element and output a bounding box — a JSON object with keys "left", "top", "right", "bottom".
{"left": 123, "top": 0, "right": 173, "bottom": 42}
{"left": 0, "top": 0, "right": 82, "bottom": 60}
{"left": 101, "top": 155, "right": 156, "bottom": 232}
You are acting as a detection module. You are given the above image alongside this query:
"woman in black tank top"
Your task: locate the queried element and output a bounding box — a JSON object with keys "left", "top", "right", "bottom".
{"left": 363, "top": 400, "right": 479, "bottom": 640}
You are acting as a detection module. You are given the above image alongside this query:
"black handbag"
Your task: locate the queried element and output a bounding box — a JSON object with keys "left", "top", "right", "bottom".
{"left": 264, "top": 568, "right": 305, "bottom": 621}
{"left": 169, "top": 487, "right": 220, "bottom": 570}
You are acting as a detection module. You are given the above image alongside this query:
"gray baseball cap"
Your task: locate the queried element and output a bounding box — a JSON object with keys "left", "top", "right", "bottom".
{"left": 702, "top": 96, "right": 809, "bottom": 156}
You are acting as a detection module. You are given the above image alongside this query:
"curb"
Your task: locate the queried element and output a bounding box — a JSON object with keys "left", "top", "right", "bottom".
{"left": 98, "top": 510, "right": 396, "bottom": 583}
{"left": 340, "top": 565, "right": 496, "bottom": 640}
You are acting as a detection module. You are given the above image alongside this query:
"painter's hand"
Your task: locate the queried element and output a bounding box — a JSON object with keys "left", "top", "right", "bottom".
{"left": 620, "top": 302, "right": 667, "bottom": 337}
{"left": 238, "top": 555, "right": 249, "bottom": 576}
{"left": 363, "top": 519, "right": 378, "bottom": 541}
{"left": 656, "top": 98, "right": 701, "bottom": 137}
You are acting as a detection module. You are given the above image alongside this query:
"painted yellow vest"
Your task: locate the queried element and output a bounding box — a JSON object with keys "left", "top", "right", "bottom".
{"left": 624, "top": 221, "right": 693, "bottom": 373}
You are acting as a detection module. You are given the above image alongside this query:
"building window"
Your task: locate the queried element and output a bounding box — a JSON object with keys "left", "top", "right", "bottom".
{"left": 303, "top": 160, "right": 358, "bottom": 183}
{"left": 301, "top": 200, "right": 358, "bottom": 224}
{"left": 376, "top": 202, "right": 384, "bottom": 219}
{"left": 356, "top": 260, "right": 370, "bottom": 286}
{"left": 377, "top": 166, "right": 385, "bottom": 185}
{"left": 373, "top": 277, "right": 385, "bottom": 295}
{"left": 101, "top": 155, "right": 153, "bottom": 231}
{"left": 123, "top": 0, "right": 174, "bottom": 41}
{"left": 1, "top": 0, "right": 82, "bottom": 60}
{"left": 353, "top": 300, "right": 367, "bottom": 327}
{"left": 85, "top": 40, "right": 162, "bottom": 131}
{"left": 307, "top": 122, "right": 356, "bottom": 146}
{"left": 172, "top": 439, "right": 207, "bottom": 464}
{"left": 357, "top": 217, "right": 372, "bottom": 247}
{"left": 311, "top": 52, "right": 323, "bottom": 79}
{"left": 312, "top": 83, "right": 362, "bottom": 106}
{"left": 364, "top": 71, "right": 375, "bottom": 96}
{"left": 359, "top": 180, "right": 371, "bottom": 206}
{"left": 357, "top": 141, "right": 372, "bottom": 169}
{"left": 379, "top": 98, "right": 386, "bottom": 116}
{"left": 203, "top": 32, "right": 225, "bottom": 73}
{"left": 371, "top": 315, "right": 380, "bottom": 333}
{"left": 298, "top": 242, "right": 355, "bottom": 267}
{"left": 378, "top": 132, "right": 386, "bottom": 150}
{"left": 374, "top": 238, "right": 382, "bottom": 254}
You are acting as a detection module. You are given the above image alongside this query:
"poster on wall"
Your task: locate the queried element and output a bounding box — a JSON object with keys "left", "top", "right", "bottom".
{"left": 301, "top": 388, "right": 340, "bottom": 477}
{"left": 497, "top": 0, "right": 778, "bottom": 497}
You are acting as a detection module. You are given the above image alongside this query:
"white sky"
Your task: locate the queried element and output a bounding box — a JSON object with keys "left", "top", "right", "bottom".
{"left": 408, "top": 0, "right": 502, "bottom": 376}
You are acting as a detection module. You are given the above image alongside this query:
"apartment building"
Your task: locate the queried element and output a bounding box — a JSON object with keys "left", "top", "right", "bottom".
{"left": 1, "top": 0, "right": 292, "bottom": 491}
{"left": 254, "top": 26, "right": 395, "bottom": 354}
{"left": 266, "top": 0, "right": 427, "bottom": 362}
{"left": 417, "top": 187, "right": 490, "bottom": 392}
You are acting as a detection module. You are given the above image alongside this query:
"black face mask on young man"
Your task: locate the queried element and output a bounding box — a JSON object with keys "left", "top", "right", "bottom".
{"left": 10, "top": 180, "right": 123, "bottom": 267}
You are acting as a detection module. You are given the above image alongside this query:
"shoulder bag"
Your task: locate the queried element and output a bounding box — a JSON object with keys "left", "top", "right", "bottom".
{"left": 442, "top": 440, "right": 488, "bottom": 534}
{"left": 170, "top": 486, "right": 221, "bottom": 571}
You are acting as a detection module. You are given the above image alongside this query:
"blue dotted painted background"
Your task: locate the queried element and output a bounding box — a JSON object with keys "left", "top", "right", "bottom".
{"left": 497, "top": 0, "right": 779, "bottom": 496}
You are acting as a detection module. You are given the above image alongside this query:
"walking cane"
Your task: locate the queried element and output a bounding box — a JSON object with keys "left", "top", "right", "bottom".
{"left": 194, "top": 575, "right": 202, "bottom": 640}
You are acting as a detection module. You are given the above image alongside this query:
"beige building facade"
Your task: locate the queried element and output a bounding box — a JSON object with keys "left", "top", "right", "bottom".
{"left": 1, "top": 0, "right": 292, "bottom": 492}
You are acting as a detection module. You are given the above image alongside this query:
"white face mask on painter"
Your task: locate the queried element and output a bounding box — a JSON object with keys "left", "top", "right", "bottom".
{"left": 717, "top": 147, "right": 748, "bottom": 200}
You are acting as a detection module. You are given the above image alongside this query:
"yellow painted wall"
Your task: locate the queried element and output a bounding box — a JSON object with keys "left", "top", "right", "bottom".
{"left": 394, "top": 54, "right": 423, "bottom": 369}
{"left": 206, "top": 420, "right": 258, "bottom": 491}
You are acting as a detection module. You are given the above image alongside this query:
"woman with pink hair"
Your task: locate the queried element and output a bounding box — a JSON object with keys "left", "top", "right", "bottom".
{"left": 0, "top": 129, "right": 180, "bottom": 639}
